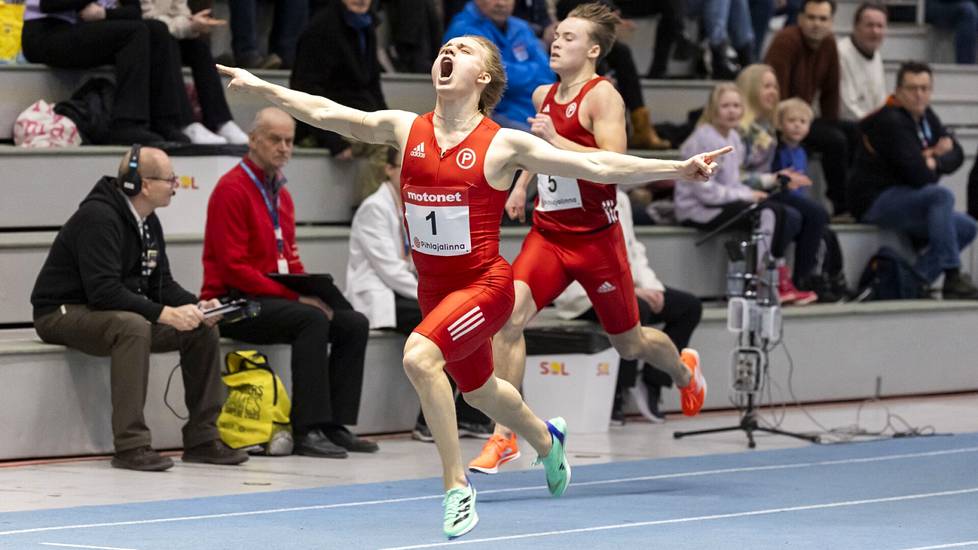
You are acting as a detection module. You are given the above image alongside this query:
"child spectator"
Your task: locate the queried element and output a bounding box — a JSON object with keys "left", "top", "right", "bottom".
{"left": 676, "top": 83, "right": 817, "bottom": 304}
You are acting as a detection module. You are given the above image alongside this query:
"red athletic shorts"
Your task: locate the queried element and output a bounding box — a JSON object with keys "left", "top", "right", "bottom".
{"left": 414, "top": 255, "right": 515, "bottom": 392}
{"left": 513, "top": 223, "right": 639, "bottom": 335}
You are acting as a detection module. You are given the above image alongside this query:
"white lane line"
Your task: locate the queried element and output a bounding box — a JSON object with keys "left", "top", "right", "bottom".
{"left": 379, "top": 487, "right": 978, "bottom": 550}
{"left": 896, "top": 542, "right": 978, "bottom": 550}
{"left": 1, "top": 446, "right": 975, "bottom": 537}
{"left": 40, "top": 543, "right": 137, "bottom": 550}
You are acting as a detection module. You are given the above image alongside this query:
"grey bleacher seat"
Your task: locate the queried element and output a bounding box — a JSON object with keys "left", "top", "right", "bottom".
{"left": 4, "top": 296, "right": 978, "bottom": 460}
{"left": 0, "top": 329, "right": 412, "bottom": 460}
{"left": 5, "top": 223, "right": 975, "bottom": 325}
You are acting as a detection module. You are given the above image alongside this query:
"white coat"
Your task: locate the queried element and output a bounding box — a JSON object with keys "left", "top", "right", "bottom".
{"left": 345, "top": 182, "right": 418, "bottom": 329}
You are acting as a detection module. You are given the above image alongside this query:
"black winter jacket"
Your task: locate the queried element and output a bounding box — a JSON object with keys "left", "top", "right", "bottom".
{"left": 847, "top": 101, "right": 963, "bottom": 220}
{"left": 289, "top": 0, "right": 387, "bottom": 155}
{"left": 31, "top": 177, "right": 197, "bottom": 321}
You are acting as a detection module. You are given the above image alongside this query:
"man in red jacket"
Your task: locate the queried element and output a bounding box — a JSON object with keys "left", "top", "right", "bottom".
{"left": 202, "top": 107, "right": 376, "bottom": 458}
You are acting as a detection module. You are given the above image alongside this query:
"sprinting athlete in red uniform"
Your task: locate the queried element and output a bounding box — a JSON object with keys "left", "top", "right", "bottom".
{"left": 219, "top": 31, "right": 728, "bottom": 539}
{"left": 470, "top": 4, "right": 707, "bottom": 475}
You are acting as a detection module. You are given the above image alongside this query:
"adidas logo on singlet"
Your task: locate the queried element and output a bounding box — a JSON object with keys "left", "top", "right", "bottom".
{"left": 597, "top": 281, "right": 616, "bottom": 294}
{"left": 542, "top": 104, "right": 550, "bottom": 113}
{"left": 410, "top": 142, "right": 426, "bottom": 158}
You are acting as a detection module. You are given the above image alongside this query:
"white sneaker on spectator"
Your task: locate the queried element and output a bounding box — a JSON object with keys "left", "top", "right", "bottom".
{"left": 217, "top": 121, "right": 249, "bottom": 144}
{"left": 183, "top": 122, "right": 228, "bottom": 144}
{"left": 628, "top": 380, "right": 665, "bottom": 424}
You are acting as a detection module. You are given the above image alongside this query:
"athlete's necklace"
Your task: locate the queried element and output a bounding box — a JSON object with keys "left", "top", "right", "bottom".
{"left": 558, "top": 76, "right": 594, "bottom": 95}
{"left": 433, "top": 110, "right": 481, "bottom": 129}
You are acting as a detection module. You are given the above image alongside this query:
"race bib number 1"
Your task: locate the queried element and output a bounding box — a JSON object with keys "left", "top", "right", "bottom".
{"left": 403, "top": 186, "right": 472, "bottom": 256}
{"left": 536, "top": 174, "right": 583, "bottom": 211}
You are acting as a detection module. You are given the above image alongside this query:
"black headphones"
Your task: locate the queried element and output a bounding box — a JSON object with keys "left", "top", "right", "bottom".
{"left": 120, "top": 143, "right": 142, "bottom": 196}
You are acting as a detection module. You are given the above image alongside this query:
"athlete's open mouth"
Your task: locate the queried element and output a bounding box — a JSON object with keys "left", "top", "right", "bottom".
{"left": 440, "top": 57, "right": 454, "bottom": 80}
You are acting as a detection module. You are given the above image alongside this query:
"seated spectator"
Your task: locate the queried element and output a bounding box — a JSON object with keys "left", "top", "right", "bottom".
{"left": 837, "top": 2, "right": 887, "bottom": 122}
{"left": 554, "top": 188, "right": 703, "bottom": 423}
{"left": 925, "top": 0, "right": 977, "bottom": 65}
{"left": 764, "top": 0, "right": 851, "bottom": 217}
{"left": 848, "top": 62, "right": 978, "bottom": 298}
{"left": 614, "top": 0, "right": 687, "bottom": 78}
{"left": 444, "top": 0, "right": 554, "bottom": 131}
{"left": 140, "top": 0, "right": 248, "bottom": 144}
{"left": 687, "top": 0, "right": 755, "bottom": 79}
{"left": 201, "top": 108, "right": 378, "bottom": 458}
{"left": 21, "top": 0, "right": 197, "bottom": 144}
{"left": 769, "top": 99, "right": 833, "bottom": 295}
{"left": 676, "top": 83, "right": 817, "bottom": 304}
{"left": 291, "top": 0, "right": 388, "bottom": 206}
{"left": 227, "top": 0, "right": 307, "bottom": 69}
{"left": 30, "top": 146, "right": 248, "bottom": 471}
{"left": 346, "top": 148, "right": 493, "bottom": 441}
{"left": 737, "top": 66, "right": 829, "bottom": 302}
{"left": 556, "top": 0, "right": 671, "bottom": 149}
{"left": 383, "top": 0, "right": 443, "bottom": 72}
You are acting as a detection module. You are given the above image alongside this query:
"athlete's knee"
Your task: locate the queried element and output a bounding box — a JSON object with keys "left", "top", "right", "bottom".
{"left": 610, "top": 330, "right": 644, "bottom": 360}
{"left": 402, "top": 336, "right": 444, "bottom": 383}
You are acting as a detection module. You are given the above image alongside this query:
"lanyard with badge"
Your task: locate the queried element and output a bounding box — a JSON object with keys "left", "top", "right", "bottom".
{"left": 916, "top": 117, "right": 933, "bottom": 149}
{"left": 241, "top": 161, "right": 289, "bottom": 274}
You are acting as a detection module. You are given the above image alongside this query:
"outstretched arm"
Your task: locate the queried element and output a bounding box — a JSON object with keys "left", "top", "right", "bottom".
{"left": 217, "top": 65, "right": 412, "bottom": 147}
{"left": 498, "top": 128, "right": 731, "bottom": 185}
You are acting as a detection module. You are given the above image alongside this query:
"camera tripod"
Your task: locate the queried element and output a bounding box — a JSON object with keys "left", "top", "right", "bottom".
{"left": 673, "top": 198, "right": 820, "bottom": 448}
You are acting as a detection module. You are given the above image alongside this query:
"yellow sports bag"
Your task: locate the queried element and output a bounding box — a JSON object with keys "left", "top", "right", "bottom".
{"left": 217, "top": 350, "right": 292, "bottom": 450}
{"left": 0, "top": 1, "right": 25, "bottom": 64}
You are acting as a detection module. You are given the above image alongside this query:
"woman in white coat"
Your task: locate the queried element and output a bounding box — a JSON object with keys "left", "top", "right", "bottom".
{"left": 346, "top": 148, "right": 493, "bottom": 441}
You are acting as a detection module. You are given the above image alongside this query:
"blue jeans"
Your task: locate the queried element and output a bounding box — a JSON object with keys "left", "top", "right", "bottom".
{"left": 926, "top": 0, "right": 978, "bottom": 64}
{"left": 863, "top": 185, "right": 978, "bottom": 282}
{"left": 748, "top": 0, "right": 774, "bottom": 59}
{"left": 230, "top": 0, "right": 309, "bottom": 67}
{"left": 687, "top": 0, "right": 755, "bottom": 50}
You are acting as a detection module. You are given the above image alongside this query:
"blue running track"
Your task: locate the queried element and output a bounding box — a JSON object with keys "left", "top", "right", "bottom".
{"left": 2, "top": 433, "right": 977, "bottom": 550}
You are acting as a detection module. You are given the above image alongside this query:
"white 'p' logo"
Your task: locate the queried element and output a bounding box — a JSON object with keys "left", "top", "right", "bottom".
{"left": 456, "top": 148, "right": 477, "bottom": 170}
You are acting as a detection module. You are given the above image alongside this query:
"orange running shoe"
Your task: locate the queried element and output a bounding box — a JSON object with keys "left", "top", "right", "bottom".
{"left": 679, "top": 348, "right": 707, "bottom": 416}
{"left": 468, "top": 433, "right": 520, "bottom": 474}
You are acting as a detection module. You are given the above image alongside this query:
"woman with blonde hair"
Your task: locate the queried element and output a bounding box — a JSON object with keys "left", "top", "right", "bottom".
{"left": 677, "top": 83, "right": 816, "bottom": 303}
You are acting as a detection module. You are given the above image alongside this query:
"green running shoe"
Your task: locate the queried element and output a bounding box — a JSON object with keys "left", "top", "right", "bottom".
{"left": 534, "top": 417, "right": 571, "bottom": 497}
{"left": 442, "top": 481, "right": 479, "bottom": 539}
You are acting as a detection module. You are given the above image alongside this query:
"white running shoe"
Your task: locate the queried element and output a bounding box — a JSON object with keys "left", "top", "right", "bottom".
{"left": 216, "top": 120, "right": 249, "bottom": 144}
{"left": 183, "top": 122, "right": 227, "bottom": 144}
{"left": 629, "top": 380, "right": 665, "bottom": 424}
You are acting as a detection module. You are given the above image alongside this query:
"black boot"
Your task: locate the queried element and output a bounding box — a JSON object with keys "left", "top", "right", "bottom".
{"left": 943, "top": 271, "right": 978, "bottom": 299}
{"left": 735, "top": 46, "right": 753, "bottom": 72}
{"left": 710, "top": 44, "right": 738, "bottom": 80}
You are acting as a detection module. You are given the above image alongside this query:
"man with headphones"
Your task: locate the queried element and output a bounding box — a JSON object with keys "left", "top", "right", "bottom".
{"left": 31, "top": 145, "right": 249, "bottom": 472}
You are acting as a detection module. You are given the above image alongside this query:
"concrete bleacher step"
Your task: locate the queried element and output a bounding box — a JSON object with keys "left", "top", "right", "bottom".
{"left": 0, "top": 145, "right": 358, "bottom": 229}
{"left": 0, "top": 329, "right": 413, "bottom": 460}
{"left": 4, "top": 55, "right": 978, "bottom": 139}
{"left": 5, "top": 223, "right": 977, "bottom": 325}
{"left": 3, "top": 298, "right": 977, "bottom": 460}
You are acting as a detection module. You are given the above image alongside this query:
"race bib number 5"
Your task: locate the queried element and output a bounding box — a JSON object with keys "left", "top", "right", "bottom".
{"left": 536, "top": 174, "right": 583, "bottom": 211}
{"left": 403, "top": 186, "right": 472, "bottom": 256}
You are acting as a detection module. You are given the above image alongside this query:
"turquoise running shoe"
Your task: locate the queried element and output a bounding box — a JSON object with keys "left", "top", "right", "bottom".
{"left": 534, "top": 417, "right": 571, "bottom": 497}
{"left": 442, "top": 482, "right": 479, "bottom": 539}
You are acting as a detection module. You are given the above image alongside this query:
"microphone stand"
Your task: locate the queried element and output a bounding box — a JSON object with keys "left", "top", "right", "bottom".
{"left": 673, "top": 186, "right": 820, "bottom": 448}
